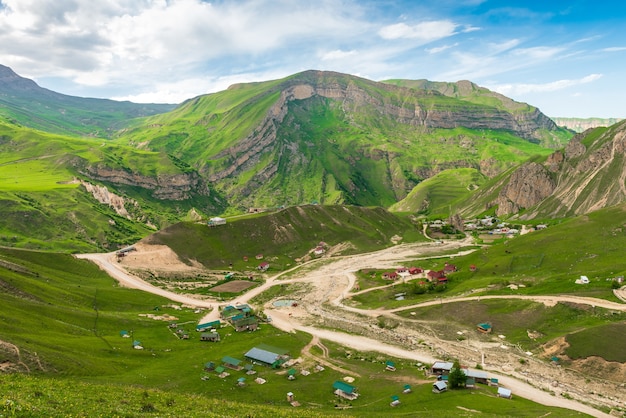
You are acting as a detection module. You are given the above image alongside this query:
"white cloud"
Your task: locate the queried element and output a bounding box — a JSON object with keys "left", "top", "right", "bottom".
{"left": 425, "top": 43, "right": 458, "bottom": 54}
{"left": 488, "top": 74, "right": 603, "bottom": 95}
{"left": 378, "top": 20, "right": 458, "bottom": 42}
{"left": 321, "top": 49, "right": 358, "bottom": 61}
{"left": 603, "top": 47, "right": 626, "bottom": 52}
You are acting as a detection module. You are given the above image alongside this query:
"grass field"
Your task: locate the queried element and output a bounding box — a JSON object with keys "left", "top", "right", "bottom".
{"left": 0, "top": 247, "right": 593, "bottom": 417}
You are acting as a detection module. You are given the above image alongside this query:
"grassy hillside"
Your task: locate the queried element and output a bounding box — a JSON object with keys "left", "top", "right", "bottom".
{"left": 0, "top": 247, "right": 588, "bottom": 417}
{"left": 116, "top": 71, "right": 564, "bottom": 209}
{"left": 0, "top": 119, "right": 224, "bottom": 252}
{"left": 441, "top": 203, "right": 626, "bottom": 299}
{"left": 389, "top": 168, "right": 487, "bottom": 217}
{"left": 144, "top": 205, "right": 426, "bottom": 270}
{"left": 0, "top": 64, "right": 175, "bottom": 138}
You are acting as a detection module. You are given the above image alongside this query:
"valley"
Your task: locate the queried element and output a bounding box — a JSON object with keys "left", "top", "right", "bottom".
{"left": 1, "top": 65, "right": 626, "bottom": 417}
{"left": 78, "top": 236, "right": 624, "bottom": 417}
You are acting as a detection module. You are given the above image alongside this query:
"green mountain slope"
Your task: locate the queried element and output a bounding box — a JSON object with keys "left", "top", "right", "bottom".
{"left": 0, "top": 64, "right": 175, "bottom": 137}
{"left": 117, "top": 70, "right": 567, "bottom": 210}
{"left": 382, "top": 79, "right": 572, "bottom": 149}
{"left": 144, "top": 204, "right": 425, "bottom": 269}
{"left": 389, "top": 167, "right": 486, "bottom": 217}
{"left": 0, "top": 119, "right": 225, "bottom": 251}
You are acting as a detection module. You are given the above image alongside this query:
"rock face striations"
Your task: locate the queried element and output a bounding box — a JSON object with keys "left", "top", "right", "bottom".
{"left": 173, "top": 70, "right": 565, "bottom": 208}
{"left": 494, "top": 122, "right": 626, "bottom": 218}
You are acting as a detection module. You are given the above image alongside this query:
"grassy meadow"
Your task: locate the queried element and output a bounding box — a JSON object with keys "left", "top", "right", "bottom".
{"left": 144, "top": 205, "right": 426, "bottom": 270}
{"left": 0, "top": 246, "right": 590, "bottom": 417}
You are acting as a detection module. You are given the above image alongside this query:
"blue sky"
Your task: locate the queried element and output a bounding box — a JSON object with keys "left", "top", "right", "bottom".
{"left": 1, "top": 0, "right": 625, "bottom": 118}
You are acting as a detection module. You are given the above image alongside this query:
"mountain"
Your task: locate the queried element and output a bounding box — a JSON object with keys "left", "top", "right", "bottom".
{"left": 117, "top": 70, "right": 571, "bottom": 210}
{"left": 458, "top": 120, "right": 626, "bottom": 219}
{"left": 382, "top": 79, "right": 567, "bottom": 148}
{"left": 0, "top": 119, "right": 226, "bottom": 252}
{"left": 0, "top": 64, "right": 175, "bottom": 137}
{"left": 552, "top": 117, "right": 623, "bottom": 133}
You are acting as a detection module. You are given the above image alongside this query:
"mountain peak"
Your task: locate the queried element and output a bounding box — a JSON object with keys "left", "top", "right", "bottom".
{"left": 0, "top": 64, "right": 41, "bottom": 91}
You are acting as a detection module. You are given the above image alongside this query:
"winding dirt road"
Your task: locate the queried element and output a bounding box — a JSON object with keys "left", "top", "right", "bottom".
{"left": 77, "top": 241, "right": 622, "bottom": 418}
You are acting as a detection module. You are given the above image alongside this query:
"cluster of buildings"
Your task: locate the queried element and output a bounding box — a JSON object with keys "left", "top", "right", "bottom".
{"left": 380, "top": 262, "right": 461, "bottom": 285}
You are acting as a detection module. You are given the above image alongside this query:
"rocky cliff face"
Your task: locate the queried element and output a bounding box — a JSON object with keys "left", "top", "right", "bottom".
{"left": 495, "top": 163, "right": 556, "bottom": 216}
{"left": 80, "top": 166, "right": 210, "bottom": 201}
{"left": 208, "top": 70, "right": 557, "bottom": 188}
{"left": 552, "top": 117, "right": 623, "bottom": 133}
{"left": 494, "top": 122, "right": 626, "bottom": 218}
{"left": 81, "top": 180, "right": 135, "bottom": 218}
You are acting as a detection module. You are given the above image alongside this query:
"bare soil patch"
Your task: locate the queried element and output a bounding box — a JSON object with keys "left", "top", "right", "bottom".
{"left": 119, "top": 243, "right": 205, "bottom": 272}
{"left": 211, "top": 280, "right": 256, "bottom": 293}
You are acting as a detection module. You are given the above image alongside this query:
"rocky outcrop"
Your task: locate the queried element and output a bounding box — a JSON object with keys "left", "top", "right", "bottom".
{"left": 80, "top": 166, "right": 210, "bottom": 200}
{"left": 81, "top": 180, "right": 134, "bottom": 218}
{"left": 208, "top": 71, "right": 555, "bottom": 191}
{"left": 494, "top": 121, "right": 626, "bottom": 218}
{"left": 495, "top": 163, "right": 556, "bottom": 216}
{"left": 552, "top": 117, "right": 623, "bottom": 133}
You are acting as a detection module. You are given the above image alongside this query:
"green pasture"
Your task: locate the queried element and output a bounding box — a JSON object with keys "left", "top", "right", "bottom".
{"left": 146, "top": 205, "right": 425, "bottom": 270}
{"left": 0, "top": 247, "right": 588, "bottom": 417}
{"left": 394, "top": 299, "right": 626, "bottom": 355}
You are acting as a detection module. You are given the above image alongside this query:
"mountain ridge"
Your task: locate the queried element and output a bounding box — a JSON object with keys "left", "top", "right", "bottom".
{"left": 0, "top": 64, "right": 176, "bottom": 137}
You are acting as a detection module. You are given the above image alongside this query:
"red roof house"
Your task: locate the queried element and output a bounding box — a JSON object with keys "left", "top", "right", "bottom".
{"left": 409, "top": 267, "right": 423, "bottom": 275}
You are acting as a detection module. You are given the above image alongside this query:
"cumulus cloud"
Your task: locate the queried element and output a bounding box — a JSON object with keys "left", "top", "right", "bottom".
{"left": 488, "top": 74, "right": 603, "bottom": 95}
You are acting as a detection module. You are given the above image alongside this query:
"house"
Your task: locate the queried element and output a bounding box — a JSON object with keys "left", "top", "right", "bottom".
{"left": 427, "top": 270, "right": 446, "bottom": 282}
{"left": 196, "top": 320, "right": 221, "bottom": 332}
{"left": 132, "top": 340, "right": 143, "bottom": 350}
{"left": 255, "top": 254, "right": 264, "bottom": 260}
{"left": 497, "top": 387, "right": 512, "bottom": 399}
{"left": 489, "top": 378, "right": 499, "bottom": 387}
{"left": 385, "top": 360, "right": 396, "bottom": 371}
{"left": 287, "top": 368, "right": 297, "bottom": 380}
{"left": 402, "top": 384, "right": 412, "bottom": 394}
{"left": 469, "top": 264, "right": 477, "bottom": 272}
{"left": 396, "top": 267, "right": 408, "bottom": 274}
{"left": 244, "top": 347, "right": 288, "bottom": 368}
{"left": 119, "top": 330, "right": 130, "bottom": 338}
{"left": 465, "top": 368, "right": 489, "bottom": 385}
{"left": 465, "top": 378, "right": 476, "bottom": 388}
{"left": 408, "top": 267, "right": 423, "bottom": 275}
{"left": 314, "top": 246, "right": 325, "bottom": 255}
{"left": 382, "top": 272, "right": 398, "bottom": 280}
{"left": 204, "top": 361, "right": 215, "bottom": 371}
{"left": 438, "top": 276, "right": 448, "bottom": 284}
{"left": 431, "top": 361, "right": 454, "bottom": 375}
{"left": 208, "top": 217, "right": 226, "bottom": 226}
{"left": 477, "top": 323, "right": 492, "bottom": 334}
{"left": 333, "top": 381, "right": 359, "bottom": 400}
{"left": 432, "top": 381, "right": 448, "bottom": 393}
{"left": 200, "top": 332, "right": 220, "bottom": 342}
{"left": 443, "top": 262, "right": 457, "bottom": 273}
{"left": 390, "top": 395, "right": 400, "bottom": 407}
{"left": 233, "top": 316, "right": 259, "bottom": 332}
{"left": 222, "top": 356, "right": 243, "bottom": 370}
{"left": 258, "top": 262, "right": 270, "bottom": 272}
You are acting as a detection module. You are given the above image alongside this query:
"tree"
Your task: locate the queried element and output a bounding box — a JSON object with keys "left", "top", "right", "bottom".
{"left": 448, "top": 360, "right": 466, "bottom": 389}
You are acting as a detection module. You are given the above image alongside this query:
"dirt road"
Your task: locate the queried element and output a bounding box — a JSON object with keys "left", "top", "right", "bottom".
{"left": 78, "top": 241, "right": 622, "bottom": 417}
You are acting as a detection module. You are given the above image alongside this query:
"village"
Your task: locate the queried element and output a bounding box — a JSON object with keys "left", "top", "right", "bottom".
{"left": 86, "top": 218, "right": 622, "bottom": 417}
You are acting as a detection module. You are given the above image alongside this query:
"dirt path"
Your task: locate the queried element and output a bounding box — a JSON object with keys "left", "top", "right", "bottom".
{"left": 76, "top": 252, "right": 217, "bottom": 310}
{"left": 78, "top": 240, "right": 621, "bottom": 417}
